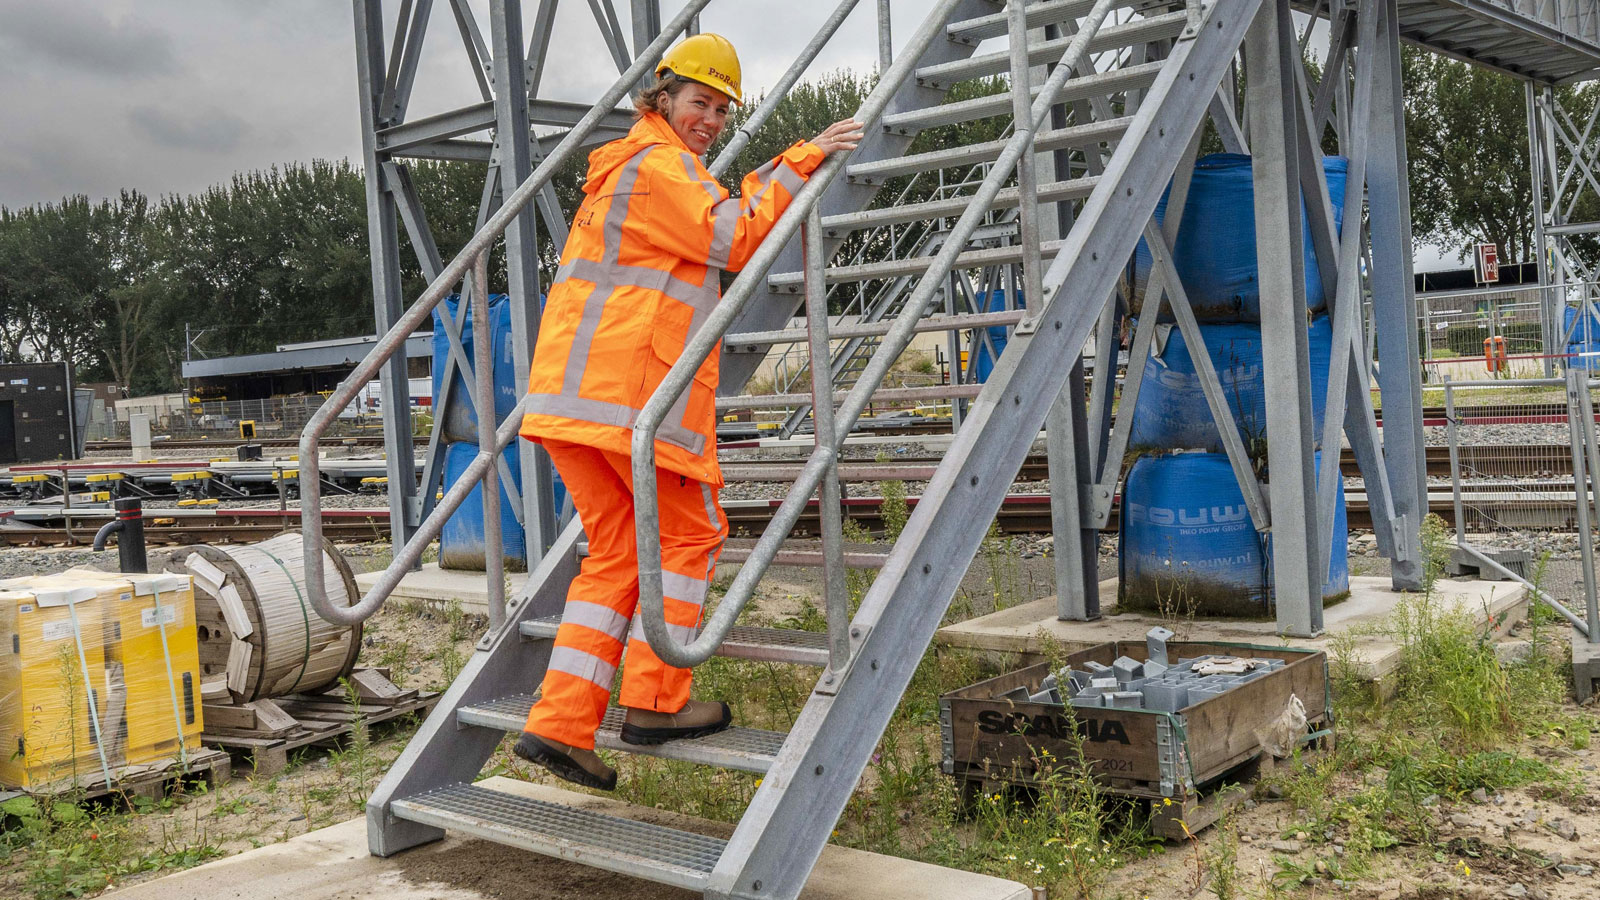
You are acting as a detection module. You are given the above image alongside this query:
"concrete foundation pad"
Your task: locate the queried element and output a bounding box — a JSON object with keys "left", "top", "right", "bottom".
{"left": 937, "top": 576, "right": 1527, "bottom": 684}
{"left": 102, "top": 777, "right": 1029, "bottom": 900}
{"left": 1574, "top": 628, "right": 1600, "bottom": 703}
{"left": 355, "top": 562, "right": 527, "bottom": 616}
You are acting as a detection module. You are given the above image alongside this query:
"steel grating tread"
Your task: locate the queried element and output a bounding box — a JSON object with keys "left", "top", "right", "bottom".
{"left": 917, "top": 11, "right": 1190, "bottom": 84}
{"left": 882, "top": 61, "right": 1163, "bottom": 132}
{"left": 820, "top": 175, "right": 1099, "bottom": 233}
{"left": 458, "top": 695, "right": 786, "bottom": 773}
{"left": 521, "top": 615, "right": 829, "bottom": 666}
{"left": 390, "top": 782, "right": 724, "bottom": 890}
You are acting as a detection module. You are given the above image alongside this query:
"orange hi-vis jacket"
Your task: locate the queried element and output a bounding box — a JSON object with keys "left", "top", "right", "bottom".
{"left": 520, "top": 111, "right": 825, "bottom": 486}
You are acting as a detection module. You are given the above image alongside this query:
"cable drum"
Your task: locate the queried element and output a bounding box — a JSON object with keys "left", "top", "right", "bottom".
{"left": 165, "top": 533, "right": 362, "bottom": 703}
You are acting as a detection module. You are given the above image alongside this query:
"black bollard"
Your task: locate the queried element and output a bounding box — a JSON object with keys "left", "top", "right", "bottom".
{"left": 114, "top": 497, "right": 148, "bottom": 573}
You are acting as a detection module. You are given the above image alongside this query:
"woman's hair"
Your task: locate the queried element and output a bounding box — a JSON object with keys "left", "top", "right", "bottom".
{"left": 633, "top": 73, "right": 692, "bottom": 118}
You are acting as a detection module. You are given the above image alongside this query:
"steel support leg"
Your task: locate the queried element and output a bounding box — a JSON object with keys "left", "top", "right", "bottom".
{"left": 490, "top": 0, "right": 559, "bottom": 560}
{"left": 1367, "top": 0, "right": 1426, "bottom": 591}
{"left": 356, "top": 0, "right": 421, "bottom": 553}
{"left": 1246, "top": 0, "right": 1322, "bottom": 636}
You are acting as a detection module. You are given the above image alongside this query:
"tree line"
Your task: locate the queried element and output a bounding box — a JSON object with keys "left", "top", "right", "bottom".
{"left": 0, "top": 55, "right": 1585, "bottom": 395}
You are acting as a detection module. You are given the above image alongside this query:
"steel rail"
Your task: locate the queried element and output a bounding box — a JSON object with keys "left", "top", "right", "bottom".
{"left": 631, "top": 0, "right": 1125, "bottom": 668}
{"left": 298, "top": 0, "right": 713, "bottom": 627}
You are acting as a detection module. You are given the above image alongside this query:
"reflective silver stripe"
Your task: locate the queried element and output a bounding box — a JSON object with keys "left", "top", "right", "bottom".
{"left": 680, "top": 153, "right": 721, "bottom": 204}
{"left": 740, "top": 158, "right": 806, "bottom": 215}
{"left": 525, "top": 392, "right": 706, "bottom": 455}
{"left": 700, "top": 482, "right": 719, "bottom": 529}
{"left": 630, "top": 614, "right": 700, "bottom": 647}
{"left": 560, "top": 148, "right": 655, "bottom": 394}
{"left": 546, "top": 645, "right": 617, "bottom": 688}
{"left": 562, "top": 257, "right": 717, "bottom": 313}
{"left": 680, "top": 152, "right": 739, "bottom": 269}
{"left": 661, "top": 570, "right": 709, "bottom": 607}
{"left": 707, "top": 199, "right": 740, "bottom": 269}
{"left": 771, "top": 162, "right": 805, "bottom": 198}
{"left": 559, "top": 599, "right": 631, "bottom": 641}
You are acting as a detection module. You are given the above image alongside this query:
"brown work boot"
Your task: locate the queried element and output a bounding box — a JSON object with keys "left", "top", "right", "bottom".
{"left": 513, "top": 732, "right": 617, "bottom": 791}
{"left": 620, "top": 700, "right": 732, "bottom": 745}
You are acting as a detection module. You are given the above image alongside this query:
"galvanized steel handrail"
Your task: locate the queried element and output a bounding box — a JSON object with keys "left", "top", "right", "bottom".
{"left": 632, "top": 0, "right": 1129, "bottom": 668}
{"left": 298, "top": 0, "right": 713, "bottom": 627}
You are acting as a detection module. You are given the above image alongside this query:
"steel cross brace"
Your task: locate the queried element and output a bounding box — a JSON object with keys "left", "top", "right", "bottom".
{"left": 705, "top": 2, "right": 1260, "bottom": 896}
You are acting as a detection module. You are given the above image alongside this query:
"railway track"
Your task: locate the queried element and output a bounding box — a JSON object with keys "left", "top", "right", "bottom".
{"left": 86, "top": 435, "right": 409, "bottom": 452}
{"left": 4, "top": 482, "right": 1577, "bottom": 547}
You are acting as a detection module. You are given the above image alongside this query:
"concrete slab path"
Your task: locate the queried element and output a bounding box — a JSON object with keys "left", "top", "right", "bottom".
{"left": 102, "top": 777, "right": 1030, "bottom": 900}
{"left": 936, "top": 576, "right": 1527, "bottom": 683}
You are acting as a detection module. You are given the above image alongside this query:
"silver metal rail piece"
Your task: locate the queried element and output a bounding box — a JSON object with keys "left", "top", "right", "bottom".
{"left": 631, "top": 0, "right": 1129, "bottom": 668}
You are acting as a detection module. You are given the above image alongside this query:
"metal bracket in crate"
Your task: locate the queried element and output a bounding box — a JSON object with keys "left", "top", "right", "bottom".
{"left": 1155, "top": 714, "right": 1195, "bottom": 798}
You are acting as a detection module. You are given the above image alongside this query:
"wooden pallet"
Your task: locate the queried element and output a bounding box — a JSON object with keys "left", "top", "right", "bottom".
{"left": 0, "top": 748, "right": 233, "bottom": 805}
{"left": 200, "top": 668, "right": 439, "bottom": 776}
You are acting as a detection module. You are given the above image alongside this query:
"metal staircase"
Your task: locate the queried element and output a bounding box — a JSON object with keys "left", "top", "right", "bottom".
{"left": 296, "top": 0, "right": 1269, "bottom": 897}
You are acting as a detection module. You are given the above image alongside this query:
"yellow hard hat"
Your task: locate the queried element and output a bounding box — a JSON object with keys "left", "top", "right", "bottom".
{"left": 657, "top": 33, "right": 741, "bottom": 104}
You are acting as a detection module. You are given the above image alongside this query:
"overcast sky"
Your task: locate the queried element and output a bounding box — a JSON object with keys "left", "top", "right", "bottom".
{"left": 0, "top": 1, "right": 1454, "bottom": 268}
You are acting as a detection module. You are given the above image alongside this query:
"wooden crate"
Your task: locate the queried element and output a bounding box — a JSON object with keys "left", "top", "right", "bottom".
{"left": 0, "top": 748, "right": 232, "bottom": 806}
{"left": 200, "top": 668, "right": 438, "bottom": 775}
{"left": 940, "top": 640, "right": 1330, "bottom": 838}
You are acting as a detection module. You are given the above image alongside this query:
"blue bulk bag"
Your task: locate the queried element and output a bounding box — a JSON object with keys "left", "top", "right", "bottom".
{"left": 1118, "top": 451, "right": 1348, "bottom": 616}
{"left": 431, "top": 293, "right": 522, "bottom": 444}
{"left": 973, "top": 290, "right": 1023, "bottom": 381}
{"left": 1130, "top": 154, "right": 1349, "bottom": 321}
{"left": 439, "top": 440, "right": 529, "bottom": 572}
{"left": 1568, "top": 341, "right": 1600, "bottom": 371}
{"left": 1128, "top": 314, "right": 1333, "bottom": 454}
{"left": 1564, "top": 304, "right": 1600, "bottom": 345}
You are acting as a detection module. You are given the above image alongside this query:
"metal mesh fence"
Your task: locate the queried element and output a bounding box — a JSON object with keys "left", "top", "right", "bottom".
{"left": 1444, "top": 377, "right": 1598, "bottom": 622}
{"left": 85, "top": 395, "right": 428, "bottom": 443}
{"left": 1417, "top": 282, "right": 1600, "bottom": 384}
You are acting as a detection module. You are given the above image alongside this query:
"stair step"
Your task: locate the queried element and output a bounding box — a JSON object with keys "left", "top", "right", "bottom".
{"left": 726, "top": 309, "right": 1027, "bottom": 345}
{"left": 522, "top": 615, "right": 830, "bottom": 666}
{"left": 883, "top": 60, "right": 1162, "bottom": 131}
{"left": 946, "top": 0, "right": 1144, "bottom": 42}
{"left": 390, "top": 782, "right": 725, "bottom": 892}
{"left": 458, "top": 696, "right": 785, "bottom": 774}
{"left": 770, "top": 240, "right": 1068, "bottom": 287}
{"left": 846, "top": 116, "right": 1132, "bottom": 182}
{"left": 576, "top": 538, "right": 891, "bottom": 569}
{"left": 917, "top": 11, "right": 1190, "bottom": 86}
{"left": 722, "top": 539, "right": 892, "bottom": 569}
{"left": 820, "top": 176, "right": 1098, "bottom": 235}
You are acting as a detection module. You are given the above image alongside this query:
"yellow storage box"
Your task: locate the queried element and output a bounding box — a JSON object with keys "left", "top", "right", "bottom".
{"left": 0, "top": 585, "right": 114, "bottom": 788}
{"left": 60, "top": 570, "right": 204, "bottom": 767}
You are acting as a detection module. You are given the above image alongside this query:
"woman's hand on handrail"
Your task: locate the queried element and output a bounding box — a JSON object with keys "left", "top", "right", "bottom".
{"left": 810, "top": 118, "right": 864, "bottom": 155}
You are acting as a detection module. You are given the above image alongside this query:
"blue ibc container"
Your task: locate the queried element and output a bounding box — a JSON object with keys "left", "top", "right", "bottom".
{"left": 1130, "top": 154, "right": 1349, "bottom": 321}
{"left": 1128, "top": 314, "right": 1334, "bottom": 454}
{"left": 439, "top": 440, "right": 529, "bottom": 572}
{"left": 431, "top": 293, "right": 521, "bottom": 444}
{"left": 973, "top": 290, "right": 1023, "bottom": 381}
{"left": 1118, "top": 452, "right": 1348, "bottom": 616}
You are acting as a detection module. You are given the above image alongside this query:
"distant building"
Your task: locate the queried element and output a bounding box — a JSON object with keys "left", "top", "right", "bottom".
{"left": 181, "top": 333, "right": 433, "bottom": 403}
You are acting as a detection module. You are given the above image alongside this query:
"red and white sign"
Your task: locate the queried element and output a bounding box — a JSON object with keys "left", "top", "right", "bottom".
{"left": 1475, "top": 242, "right": 1500, "bottom": 284}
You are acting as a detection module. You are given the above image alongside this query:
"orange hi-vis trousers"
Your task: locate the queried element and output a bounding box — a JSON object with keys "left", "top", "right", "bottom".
{"left": 524, "top": 440, "right": 728, "bottom": 749}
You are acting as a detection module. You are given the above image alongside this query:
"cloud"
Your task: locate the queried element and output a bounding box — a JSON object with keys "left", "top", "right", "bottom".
{"left": 0, "top": 2, "right": 179, "bottom": 79}
{"left": 128, "top": 106, "right": 252, "bottom": 154}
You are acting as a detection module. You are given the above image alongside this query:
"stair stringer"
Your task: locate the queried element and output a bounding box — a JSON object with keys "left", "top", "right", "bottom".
{"left": 705, "top": 3, "right": 1262, "bottom": 897}
{"left": 716, "top": 0, "right": 999, "bottom": 395}
{"left": 366, "top": 518, "right": 584, "bottom": 856}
